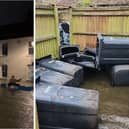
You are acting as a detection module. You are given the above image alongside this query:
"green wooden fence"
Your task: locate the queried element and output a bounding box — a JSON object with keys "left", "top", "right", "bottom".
{"left": 36, "top": 5, "right": 129, "bottom": 58}
{"left": 70, "top": 7, "right": 129, "bottom": 49}
{"left": 36, "top": 5, "right": 59, "bottom": 59}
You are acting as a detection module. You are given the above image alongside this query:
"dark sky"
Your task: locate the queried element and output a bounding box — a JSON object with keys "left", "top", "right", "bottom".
{"left": 0, "top": 1, "right": 33, "bottom": 39}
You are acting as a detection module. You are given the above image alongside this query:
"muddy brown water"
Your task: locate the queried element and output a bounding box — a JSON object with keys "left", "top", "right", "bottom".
{"left": 0, "top": 86, "right": 33, "bottom": 128}
{"left": 82, "top": 71, "right": 129, "bottom": 129}
{"left": 1, "top": 71, "right": 127, "bottom": 128}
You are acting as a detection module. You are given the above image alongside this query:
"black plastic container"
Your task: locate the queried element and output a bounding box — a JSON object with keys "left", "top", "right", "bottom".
{"left": 60, "top": 45, "right": 96, "bottom": 70}
{"left": 111, "top": 65, "right": 129, "bottom": 86}
{"left": 36, "top": 82, "right": 99, "bottom": 129}
{"left": 84, "top": 48, "right": 96, "bottom": 57}
{"left": 37, "top": 56, "right": 83, "bottom": 87}
{"left": 36, "top": 67, "right": 74, "bottom": 86}
{"left": 71, "top": 54, "right": 96, "bottom": 69}
{"left": 97, "top": 34, "right": 129, "bottom": 65}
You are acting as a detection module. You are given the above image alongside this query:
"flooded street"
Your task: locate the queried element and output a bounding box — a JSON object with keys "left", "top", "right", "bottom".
{"left": 82, "top": 71, "right": 129, "bottom": 129}
{"left": 0, "top": 86, "right": 33, "bottom": 128}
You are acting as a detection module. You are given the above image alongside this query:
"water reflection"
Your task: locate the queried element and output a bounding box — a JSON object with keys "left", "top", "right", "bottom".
{"left": 0, "top": 86, "right": 33, "bottom": 128}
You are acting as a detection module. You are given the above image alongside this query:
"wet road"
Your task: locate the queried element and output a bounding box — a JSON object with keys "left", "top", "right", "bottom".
{"left": 0, "top": 87, "right": 33, "bottom": 128}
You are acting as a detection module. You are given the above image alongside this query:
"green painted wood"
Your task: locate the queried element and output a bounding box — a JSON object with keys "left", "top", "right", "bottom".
{"left": 36, "top": 5, "right": 59, "bottom": 59}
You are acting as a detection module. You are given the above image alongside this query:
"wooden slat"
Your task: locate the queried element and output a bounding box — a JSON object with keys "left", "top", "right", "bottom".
{"left": 36, "top": 35, "right": 56, "bottom": 43}
{"left": 73, "top": 32, "right": 129, "bottom": 37}
{"left": 72, "top": 7, "right": 129, "bottom": 11}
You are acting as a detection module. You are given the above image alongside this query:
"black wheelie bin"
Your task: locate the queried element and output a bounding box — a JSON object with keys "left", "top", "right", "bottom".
{"left": 36, "top": 67, "right": 75, "bottom": 86}
{"left": 36, "top": 82, "right": 99, "bottom": 129}
{"left": 37, "top": 56, "right": 84, "bottom": 87}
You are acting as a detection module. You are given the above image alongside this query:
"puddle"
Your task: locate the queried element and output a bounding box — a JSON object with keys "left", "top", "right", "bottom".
{"left": 99, "top": 114, "right": 129, "bottom": 129}
{"left": 99, "top": 123, "right": 128, "bottom": 129}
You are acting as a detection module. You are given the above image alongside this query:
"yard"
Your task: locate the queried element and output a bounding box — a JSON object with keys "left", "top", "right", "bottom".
{"left": 36, "top": 1, "right": 129, "bottom": 129}
{"left": 82, "top": 71, "right": 129, "bottom": 129}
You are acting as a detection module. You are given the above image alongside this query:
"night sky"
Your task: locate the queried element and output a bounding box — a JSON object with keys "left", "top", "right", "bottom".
{"left": 0, "top": 1, "right": 33, "bottom": 39}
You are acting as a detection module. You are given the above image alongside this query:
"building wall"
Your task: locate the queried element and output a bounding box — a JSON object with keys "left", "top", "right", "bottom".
{"left": 0, "top": 37, "right": 33, "bottom": 81}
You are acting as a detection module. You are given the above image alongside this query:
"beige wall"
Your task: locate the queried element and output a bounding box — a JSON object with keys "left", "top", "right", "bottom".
{"left": 0, "top": 37, "right": 33, "bottom": 81}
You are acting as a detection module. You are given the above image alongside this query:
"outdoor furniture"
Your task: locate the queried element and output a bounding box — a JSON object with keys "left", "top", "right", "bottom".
{"left": 36, "top": 82, "right": 99, "bottom": 129}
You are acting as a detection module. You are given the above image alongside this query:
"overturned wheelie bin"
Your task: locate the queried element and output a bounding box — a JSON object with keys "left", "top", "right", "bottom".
{"left": 36, "top": 82, "right": 99, "bottom": 129}
{"left": 36, "top": 56, "right": 84, "bottom": 87}
{"left": 60, "top": 34, "right": 129, "bottom": 71}
{"left": 96, "top": 33, "right": 129, "bottom": 66}
{"left": 36, "top": 67, "right": 75, "bottom": 86}
{"left": 60, "top": 45, "right": 96, "bottom": 70}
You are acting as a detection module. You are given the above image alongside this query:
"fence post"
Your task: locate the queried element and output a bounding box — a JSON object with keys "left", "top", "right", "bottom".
{"left": 36, "top": 107, "right": 39, "bottom": 129}
{"left": 54, "top": 5, "right": 60, "bottom": 58}
{"left": 69, "top": 7, "right": 73, "bottom": 44}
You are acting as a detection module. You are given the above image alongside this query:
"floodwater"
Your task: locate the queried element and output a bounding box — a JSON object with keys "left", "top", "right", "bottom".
{"left": 0, "top": 86, "right": 33, "bottom": 128}
{"left": 82, "top": 71, "right": 129, "bottom": 129}
{"left": 99, "top": 114, "right": 129, "bottom": 129}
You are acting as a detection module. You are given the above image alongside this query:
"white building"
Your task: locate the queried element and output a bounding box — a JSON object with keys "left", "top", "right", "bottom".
{"left": 0, "top": 37, "right": 33, "bottom": 81}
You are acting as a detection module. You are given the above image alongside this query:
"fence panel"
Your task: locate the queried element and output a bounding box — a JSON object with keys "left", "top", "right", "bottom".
{"left": 71, "top": 8, "right": 129, "bottom": 49}
{"left": 36, "top": 5, "right": 59, "bottom": 59}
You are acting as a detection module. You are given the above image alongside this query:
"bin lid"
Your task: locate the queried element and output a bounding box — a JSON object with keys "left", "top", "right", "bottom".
{"left": 38, "top": 58, "right": 82, "bottom": 76}
{"left": 103, "top": 36, "right": 129, "bottom": 45}
{"left": 60, "top": 45, "right": 80, "bottom": 55}
{"left": 38, "top": 68, "right": 73, "bottom": 85}
{"left": 112, "top": 65, "right": 129, "bottom": 73}
{"left": 36, "top": 82, "right": 99, "bottom": 115}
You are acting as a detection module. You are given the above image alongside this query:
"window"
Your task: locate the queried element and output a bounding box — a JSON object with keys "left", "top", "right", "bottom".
{"left": 28, "top": 41, "right": 33, "bottom": 55}
{"left": 0, "top": 66, "right": 2, "bottom": 78}
{"left": 2, "top": 64, "right": 8, "bottom": 77}
{"left": 2, "top": 43, "right": 8, "bottom": 56}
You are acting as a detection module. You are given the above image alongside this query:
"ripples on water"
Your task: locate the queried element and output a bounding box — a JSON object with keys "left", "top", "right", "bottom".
{"left": 0, "top": 87, "right": 33, "bottom": 128}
